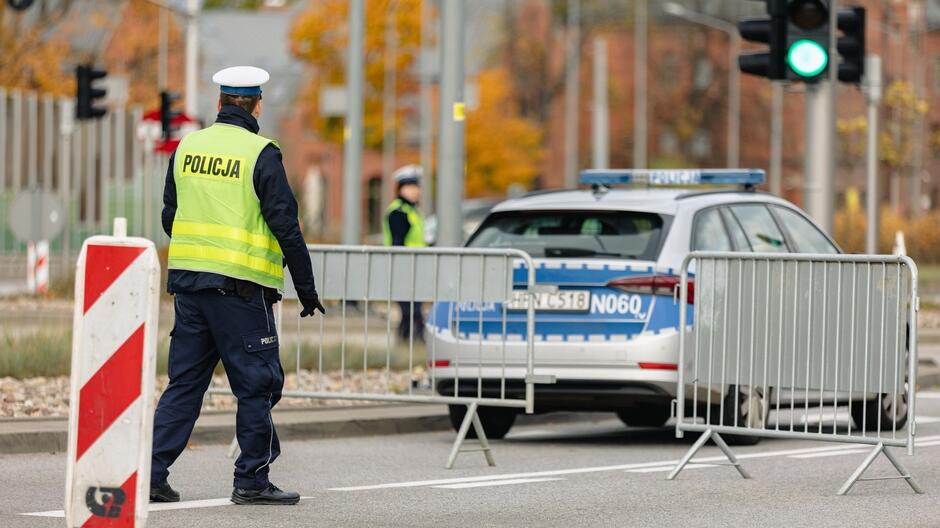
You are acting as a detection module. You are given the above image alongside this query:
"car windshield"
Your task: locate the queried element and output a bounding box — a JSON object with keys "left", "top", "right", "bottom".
{"left": 466, "top": 210, "right": 669, "bottom": 260}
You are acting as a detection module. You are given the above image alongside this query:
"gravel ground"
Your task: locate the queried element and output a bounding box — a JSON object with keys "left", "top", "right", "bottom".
{"left": 0, "top": 368, "right": 423, "bottom": 418}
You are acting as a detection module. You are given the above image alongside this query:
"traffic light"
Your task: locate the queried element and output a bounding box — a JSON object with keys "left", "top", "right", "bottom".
{"left": 784, "top": 0, "right": 830, "bottom": 81}
{"left": 837, "top": 6, "right": 866, "bottom": 84}
{"left": 75, "top": 65, "right": 108, "bottom": 120}
{"left": 737, "top": 0, "right": 788, "bottom": 80}
{"left": 159, "top": 91, "right": 180, "bottom": 140}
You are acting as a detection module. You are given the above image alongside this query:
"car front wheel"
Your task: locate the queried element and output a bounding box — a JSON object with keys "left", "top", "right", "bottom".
{"left": 850, "top": 392, "right": 909, "bottom": 432}
{"left": 711, "top": 385, "right": 768, "bottom": 445}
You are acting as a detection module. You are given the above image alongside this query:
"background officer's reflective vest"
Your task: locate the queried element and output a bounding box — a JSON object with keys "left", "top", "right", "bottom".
{"left": 382, "top": 198, "right": 426, "bottom": 247}
{"left": 167, "top": 123, "right": 284, "bottom": 289}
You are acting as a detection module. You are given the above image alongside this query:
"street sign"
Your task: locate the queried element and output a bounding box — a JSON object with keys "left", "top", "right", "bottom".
{"left": 137, "top": 109, "right": 200, "bottom": 153}
{"left": 319, "top": 85, "right": 347, "bottom": 117}
{"left": 8, "top": 189, "right": 65, "bottom": 243}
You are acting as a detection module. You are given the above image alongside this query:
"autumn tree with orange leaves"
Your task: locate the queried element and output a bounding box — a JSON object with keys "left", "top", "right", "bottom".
{"left": 465, "top": 68, "right": 544, "bottom": 197}
{"left": 290, "top": 0, "right": 422, "bottom": 148}
{"left": 290, "top": 0, "right": 545, "bottom": 196}
{"left": 1, "top": 0, "right": 182, "bottom": 108}
{"left": 0, "top": 0, "right": 77, "bottom": 94}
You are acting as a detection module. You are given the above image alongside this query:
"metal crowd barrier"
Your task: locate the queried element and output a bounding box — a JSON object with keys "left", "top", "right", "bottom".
{"left": 668, "top": 252, "right": 921, "bottom": 495}
{"left": 208, "top": 244, "right": 542, "bottom": 468}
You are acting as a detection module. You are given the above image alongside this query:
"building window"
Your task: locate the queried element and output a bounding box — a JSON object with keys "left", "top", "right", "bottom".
{"left": 366, "top": 176, "right": 383, "bottom": 234}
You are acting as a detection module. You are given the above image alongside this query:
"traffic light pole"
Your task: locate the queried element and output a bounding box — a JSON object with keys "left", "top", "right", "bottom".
{"left": 769, "top": 82, "right": 784, "bottom": 197}
{"left": 436, "top": 0, "right": 466, "bottom": 247}
{"left": 863, "top": 55, "right": 882, "bottom": 254}
{"left": 633, "top": 0, "right": 647, "bottom": 169}
{"left": 563, "top": 0, "right": 580, "bottom": 187}
{"left": 185, "top": 0, "right": 200, "bottom": 118}
{"left": 342, "top": 0, "right": 364, "bottom": 245}
{"left": 592, "top": 37, "right": 609, "bottom": 170}
{"left": 804, "top": 80, "right": 834, "bottom": 235}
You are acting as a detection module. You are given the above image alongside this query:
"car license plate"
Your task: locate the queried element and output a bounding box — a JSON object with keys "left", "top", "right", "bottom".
{"left": 509, "top": 290, "right": 591, "bottom": 311}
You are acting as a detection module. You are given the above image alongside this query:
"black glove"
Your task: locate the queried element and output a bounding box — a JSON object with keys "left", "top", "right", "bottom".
{"left": 300, "top": 294, "right": 326, "bottom": 317}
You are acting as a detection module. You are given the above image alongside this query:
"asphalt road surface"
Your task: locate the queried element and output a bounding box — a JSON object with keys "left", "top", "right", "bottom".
{"left": 8, "top": 396, "right": 940, "bottom": 527}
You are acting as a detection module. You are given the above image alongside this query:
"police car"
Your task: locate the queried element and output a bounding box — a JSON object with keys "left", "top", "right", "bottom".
{"left": 428, "top": 169, "right": 870, "bottom": 441}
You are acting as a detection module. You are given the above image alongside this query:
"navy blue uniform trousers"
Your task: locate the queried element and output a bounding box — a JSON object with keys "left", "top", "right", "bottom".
{"left": 151, "top": 288, "right": 284, "bottom": 490}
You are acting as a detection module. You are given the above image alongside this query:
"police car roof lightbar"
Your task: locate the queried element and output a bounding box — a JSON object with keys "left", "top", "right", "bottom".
{"left": 579, "top": 169, "right": 766, "bottom": 188}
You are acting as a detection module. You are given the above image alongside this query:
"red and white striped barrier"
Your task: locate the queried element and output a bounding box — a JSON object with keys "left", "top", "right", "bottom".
{"left": 27, "top": 240, "right": 49, "bottom": 294}
{"left": 65, "top": 218, "right": 160, "bottom": 528}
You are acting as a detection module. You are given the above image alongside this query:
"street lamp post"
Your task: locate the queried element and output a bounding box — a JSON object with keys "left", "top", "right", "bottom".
{"left": 663, "top": 2, "right": 740, "bottom": 169}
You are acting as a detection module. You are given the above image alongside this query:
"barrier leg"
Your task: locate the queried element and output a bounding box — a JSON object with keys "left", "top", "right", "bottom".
{"left": 445, "top": 402, "right": 496, "bottom": 469}
{"left": 470, "top": 405, "right": 497, "bottom": 467}
{"left": 667, "top": 429, "right": 712, "bottom": 480}
{"left": 838, "top": 443, "right": 923, "bottom": 495}
{"left": 667, "top": 428, "right": 749, "bottom": 480}
{"left": 711, "top": 432, "right": 751, "bottom": 479}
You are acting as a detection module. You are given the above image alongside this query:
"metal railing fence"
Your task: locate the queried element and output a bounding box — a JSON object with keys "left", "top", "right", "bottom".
{"left": 0, "top": 88, "right": 168, "bottom": 283}
{"left": 208, "top": 244, "right": 544, "bottom": 468}
{"left": 668, "top": 252, "right": 921, "bottom": 495}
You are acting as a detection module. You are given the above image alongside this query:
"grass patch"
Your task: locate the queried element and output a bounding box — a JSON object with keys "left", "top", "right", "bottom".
{"left": 0, "top": 330, "right": 172, "bottom": 378}
{"left": 919, "top": 265, "right": 940, "bottom": 283}
{"left": 0, "top": 330, "right": 72, "bottom": 378}
{"left": 922, "top": 298, "right": 940, "bottom": 312}
{"left": 0, "top": 329, "right": 424, "bottom": 379}
{"left": 282, "top": 342, "right": 427, "bottom": 373}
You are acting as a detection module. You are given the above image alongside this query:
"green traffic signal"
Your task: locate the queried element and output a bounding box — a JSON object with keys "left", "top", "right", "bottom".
{"left": 786, "top": 39, "right": 828, "bottom": 78}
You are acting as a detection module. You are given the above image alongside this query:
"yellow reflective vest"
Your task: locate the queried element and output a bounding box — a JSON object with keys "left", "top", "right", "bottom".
{"left": 167, "top": 123, "right": 284, "bottom": 289}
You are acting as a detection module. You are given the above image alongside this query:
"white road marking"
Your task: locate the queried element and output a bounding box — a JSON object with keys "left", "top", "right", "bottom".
{"left": 21, "top": 496, "right": 315, "bottom": 518}
{"left": 433, "top": 477, "right": 564, "bottom": 489}
{"left": 788, "top": 449, "right": 868, "bottom": 459}
{"left": 627, "top": 464, "right": 716, "bottom": 473}
{"left": 917, "top": 392, "right": 940, "bottom": 400}
{"left": 330, "top": 434, "right": 940, "bottom": 492}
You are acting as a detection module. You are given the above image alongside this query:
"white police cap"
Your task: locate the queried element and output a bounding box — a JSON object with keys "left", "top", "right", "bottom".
{"left": 393, "top": 164, "right": 422, "bottom": 186}
{"left": 212, "top": 66, "right": 270, "bottom": 96}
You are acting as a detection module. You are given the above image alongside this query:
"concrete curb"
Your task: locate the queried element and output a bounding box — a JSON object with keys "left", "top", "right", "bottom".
{"left": 0, "top": 404, "right": 451, "bottom": 456}
{"left": 0, "top": 404, "right": 601, "bottom": 456}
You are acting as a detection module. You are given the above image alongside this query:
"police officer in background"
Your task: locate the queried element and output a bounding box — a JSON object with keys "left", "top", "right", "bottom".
{"left": 383, "top": 165, "right": 426, "bottom": 342}
{"left": 151, "top": 66, "right": 325, "bottom": 506}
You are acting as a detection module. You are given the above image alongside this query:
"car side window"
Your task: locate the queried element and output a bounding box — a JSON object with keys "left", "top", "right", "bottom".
{"left": 692, "top": 208, "right": 732, "bottom": 251}
{"left": 720, "top": 207, "right": 751, "bottom": 251}
{"left": 772, "top": 206, "right": 839, "bottom": 254}
{"left": 728, "top": 204, "right": 788, "bottom": 253}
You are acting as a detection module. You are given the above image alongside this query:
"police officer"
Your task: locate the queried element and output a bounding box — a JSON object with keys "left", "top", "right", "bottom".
{"left": 150, "top": 66, "right": 325, "bottom": 506}
{"left": 383, "top": 165, "right": 426, "bottom": 341}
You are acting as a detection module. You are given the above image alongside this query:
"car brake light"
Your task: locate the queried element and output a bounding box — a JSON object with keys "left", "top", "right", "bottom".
{"left": 428, "top": 359, "right": 450, "bottom": 368}
{"left": 638, "top": 362, "right": 678, "bottom": 370}
{"left": 607, "top": 275, "right": 694, "bottom": 304}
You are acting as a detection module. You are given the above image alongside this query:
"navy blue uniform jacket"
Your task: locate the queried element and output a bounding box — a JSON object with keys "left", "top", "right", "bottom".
{"left": 162, "top": 105, "right": 317, "bottom": 301}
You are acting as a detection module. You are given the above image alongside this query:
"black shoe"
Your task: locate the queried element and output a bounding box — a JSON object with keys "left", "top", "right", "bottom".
{"left": 231, "top": 483, "right": 300, "bottom": 505}
{"left": 150, "top": 481, "right": 181, "bottom": 503}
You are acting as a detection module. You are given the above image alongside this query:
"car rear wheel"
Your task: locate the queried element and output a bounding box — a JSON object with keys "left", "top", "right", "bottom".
{"left": 711, "top": 385, "right": 768, "bottom": 445}
{"left": 616, "top": 405, "right": 672, "bottom": 428}
{"left": 447, "top": 405, "right": 517, "bottom": 440}
{"left": 850, "top": 392, "right": 908, "bottom": 432}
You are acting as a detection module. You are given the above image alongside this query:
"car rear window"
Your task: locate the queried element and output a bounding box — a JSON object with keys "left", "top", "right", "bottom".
{"left": 466, "top": 210, "right": 669, "bottom": 260}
